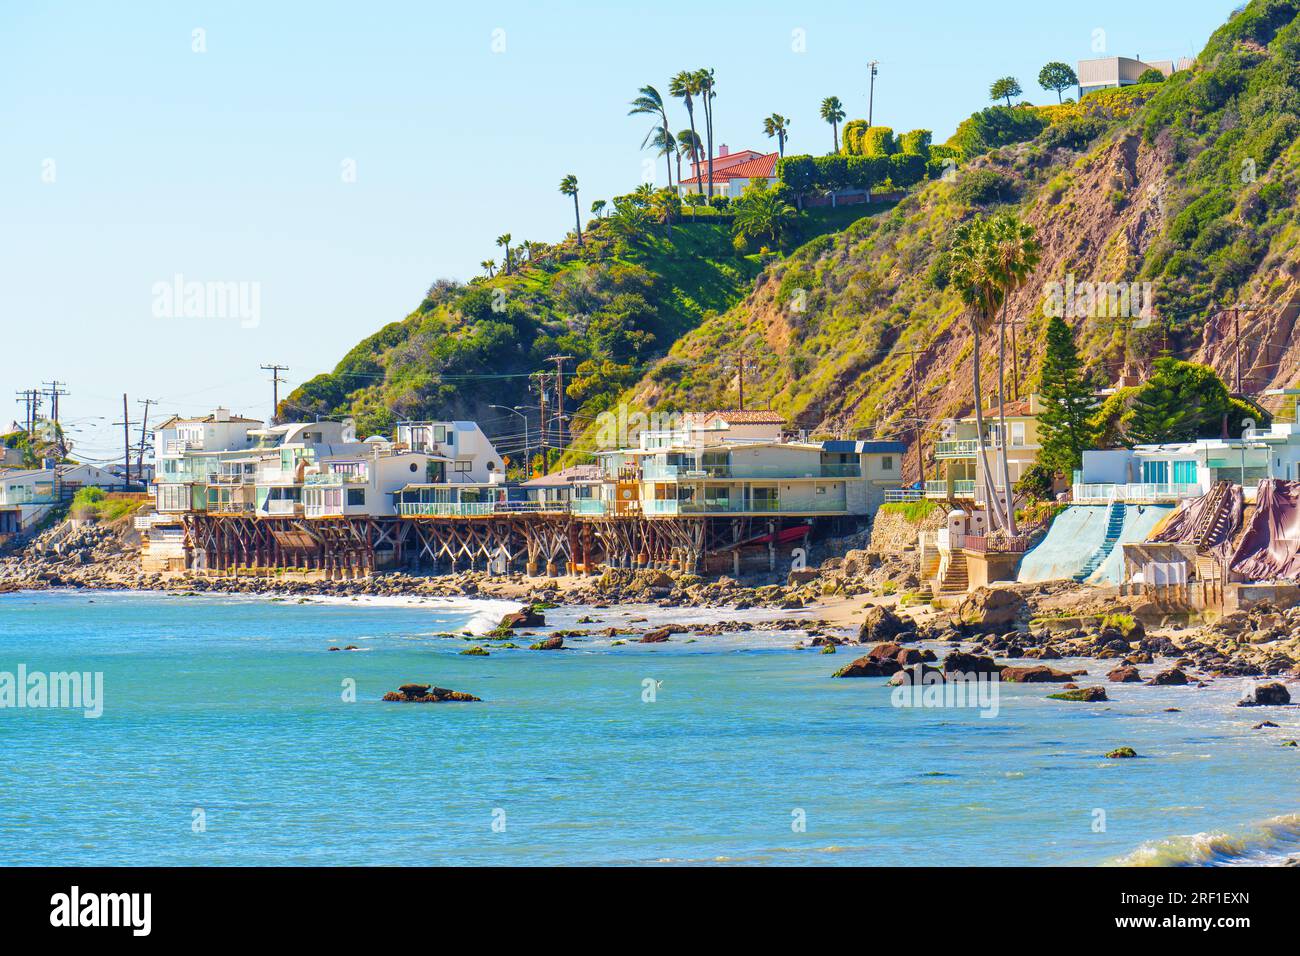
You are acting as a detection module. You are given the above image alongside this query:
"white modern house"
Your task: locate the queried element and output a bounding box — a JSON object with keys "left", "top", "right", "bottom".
{"left": 1074, "top": 423, "right": 1300, "bottom": 503}
{"left": 395, "top": 421, "right": 504, "bottom": 482}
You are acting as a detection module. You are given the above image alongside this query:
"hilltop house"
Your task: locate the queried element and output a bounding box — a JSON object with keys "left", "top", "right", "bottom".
{"left": 676, "top": 146, "right": 779, "bottom": 201}
{"left": 1077, "top": 55, "right": 1194, "bottom": 97}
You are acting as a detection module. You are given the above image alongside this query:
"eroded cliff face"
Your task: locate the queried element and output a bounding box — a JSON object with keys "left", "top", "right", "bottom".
{"left": 627, "top": 112, "right": 1300, "bottom": 482}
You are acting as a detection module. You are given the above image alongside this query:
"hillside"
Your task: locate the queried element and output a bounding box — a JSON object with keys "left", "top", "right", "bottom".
{"left": 619, "top": 0, "right": 1300, "bottom": 479}
{"left": 291, "top": 0, "right": 1300, "bottom": 479}
{"left": 284, "top": 205, "right": 872, "bottom": 450}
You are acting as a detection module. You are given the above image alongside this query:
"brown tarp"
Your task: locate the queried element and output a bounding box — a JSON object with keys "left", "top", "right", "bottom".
{"left": 1150, "top": 482, "right": 1243, "bottom": 560}
{"left": 1229, "top": 480, "right": 1300, "bottom": 581}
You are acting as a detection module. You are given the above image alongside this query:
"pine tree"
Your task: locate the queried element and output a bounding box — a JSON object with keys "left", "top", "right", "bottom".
{"left": 1036, "top": 316, "right": 1098, "bottom": 473}
{"left": 1124, "top": 357, "right": 1230, "bottom": 445}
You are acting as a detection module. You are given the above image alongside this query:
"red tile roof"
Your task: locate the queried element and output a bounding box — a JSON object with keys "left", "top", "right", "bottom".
{"left": 699, "top": 409, "right": 787, "bottom": 426}
{"left": 679, "top": 152, "right": 779, "bottom": 186}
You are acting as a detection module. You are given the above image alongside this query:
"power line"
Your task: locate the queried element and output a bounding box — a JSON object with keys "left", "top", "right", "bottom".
{"left": 260, "top": 364, "right": 289, "bottom": 423}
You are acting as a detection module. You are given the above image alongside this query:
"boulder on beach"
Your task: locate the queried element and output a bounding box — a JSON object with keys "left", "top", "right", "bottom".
{"left": 1048, "top": 686, "right": 1108, "bottom": 702}
{"left": 1107, "top": 665, "right": 1142, "bottom": 683}
{"left": 1238, "top": 682, "right": 1292, "bottom": 707}
{"left": 529, "top": 635, "right": 564, "bottom": 650}
{"left": 639, "top": 627, "right": 671, "bottom": 643}
{"left": 384, "top": 684, "right": 481, "bottom": 703}
{"left": 857, "top": 605, "right": 916, "bottom": 644}
{"left": 955, "top": 587, "right": 1027, "bottom": 634}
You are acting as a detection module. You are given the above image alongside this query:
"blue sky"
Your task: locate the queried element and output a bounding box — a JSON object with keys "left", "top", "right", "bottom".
{"left": 1, "top": 0, "right": 1235, "bottom": 461}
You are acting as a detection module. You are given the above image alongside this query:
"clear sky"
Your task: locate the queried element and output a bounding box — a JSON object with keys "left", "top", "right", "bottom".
{"left": 1, "top": 0, "right": 1235, "bottom": 463}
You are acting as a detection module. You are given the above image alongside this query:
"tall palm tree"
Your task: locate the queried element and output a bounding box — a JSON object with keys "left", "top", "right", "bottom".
{"left": 947, "top": 218, "right": 1009, "bottom": 533}
{"left": 558, "top": 174, "right": 582, "bottom": 246}
{"left": 695, "top": 68, "right": 716, "bottom": 199}
{"left": 481, "top": 259, "right": 496, "bottom": 278}
{"left": 986, "top": 213, "right": 1041, "bottom": 535}
{"left": 677, "top": 129, "right": 703, "bottom": 189}
{"left": 820, "top": 96, "right": 845, "bottom": 153}
{"left": 496, "top": 233, "right": 512, "bottom": 275}
{"left": 670, "top": 70, "right": 704, "bottom": 195}
{"left": 762, "top": 113, "right": 790, "bottom": 157}
{"left": 629, "top": 85, "right": 673, "bottom": 187}
{"left": 519, "top": 239, "right": 533, "bottom": 266}
{"left": 646, "top": 127, "right": 680, "bottom": 186}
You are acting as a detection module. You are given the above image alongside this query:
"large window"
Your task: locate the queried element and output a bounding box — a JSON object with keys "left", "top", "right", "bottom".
{"left": 346, "top": 488, "right": 366, "bottom": 507}
{"left": 1142, "top": 460, "right": 1169, "bottom": 484}
{"left": 1172, "top": 460, "right": 1197, "bottom": 485}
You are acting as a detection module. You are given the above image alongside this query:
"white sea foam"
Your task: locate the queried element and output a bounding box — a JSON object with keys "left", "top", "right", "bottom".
{"left": 1110, "top": 812, "right": 1300, "bottom": 867}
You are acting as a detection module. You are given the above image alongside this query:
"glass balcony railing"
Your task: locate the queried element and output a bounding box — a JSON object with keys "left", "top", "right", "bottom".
{"left": 642, "top": 462, "right": 863, "bottom": 480}
{"left": 925, "top": 480, "right": 976, "bottom": 498}
{"left": 934, "top": 440, "right": 980, "bottom": 459}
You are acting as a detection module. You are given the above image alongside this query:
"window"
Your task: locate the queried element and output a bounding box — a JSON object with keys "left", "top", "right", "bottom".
{"left": 346, "top": 488, "right": 366, "bottom": 507}
{"left": 454, "top": 460, "right": 472, "bottom": 474}
{"left": 1142, "top": 460, "right": 1169, "bottom": 484}
{"left": 881, "top": 456, "right": 894, "bottom": 471}
{"left": 1172, "top": 460, "right": 1197, "bottom": 485}
{"left": 1011, "top": 422, "right": 1026, "bottom": 447}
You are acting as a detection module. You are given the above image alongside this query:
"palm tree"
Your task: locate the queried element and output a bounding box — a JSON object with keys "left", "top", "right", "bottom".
{"left": 590, "top": 199, "right": 606, "bottom": 219}
{"left": 644, "top": 127, "right": 679, "bottom": 186}
{"left": 648, "top": 187, "right": 681, "bottom": 240}
{"left": 559, "top": 174, "right": 582, "bottom": 246}
{"left": 986, "top": 213, "right": 1041, "bottom": 535}
{"left": 947, "top": 218, "right": 1008, "bottom": 533}
{"left": 670, "top": 70, "right": 704, "bottom": 195}
{"left": 695, "top": 68, "right": 717, "bottom": 199}
{"left": 762, "top": 113, "right": 791, "bottom": 158}
{"left": 519, "top": 239, "right": 533, "bottom": 265}
{"left": 820, "top": 96, "right": 845, "bottom": 152}
{"left": 629, "top": 85, "right": 673, "bottom": 187}
{"left": 677, "top": 129, "right": 703, "bottom": 189}
{"left": 732, "top": 183, "right": 796, "bottom": 246}
{"left": 481, "top": 259, "right": 496, "bottom": 278}
{"left": 496, "top": 233, "right": 512, "bottom": 275}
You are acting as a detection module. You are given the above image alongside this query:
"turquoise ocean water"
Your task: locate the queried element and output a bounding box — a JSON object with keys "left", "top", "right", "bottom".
{"left": 0, "top": 590, "right": 1296, "bottom": 866}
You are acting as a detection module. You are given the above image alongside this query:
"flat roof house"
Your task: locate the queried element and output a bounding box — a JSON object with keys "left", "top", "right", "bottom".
{"left": 1077, "top": 55, "right": 1194, "bottom": 97}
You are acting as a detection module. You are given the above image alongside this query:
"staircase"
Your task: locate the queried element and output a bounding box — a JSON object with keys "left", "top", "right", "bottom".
{"left": 1191, "top": 480, "right": 1233, "bottom": 552}
{"left": 935, "top": 549, "right": 969, "bottom": 595}
{"left": 1074, "top": 501, "right": 1126, "bottom": 582}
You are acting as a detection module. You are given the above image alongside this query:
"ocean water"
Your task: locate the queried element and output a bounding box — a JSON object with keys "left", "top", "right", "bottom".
{"left": 0, "top": 590, "right": 1297, "bottom": 866}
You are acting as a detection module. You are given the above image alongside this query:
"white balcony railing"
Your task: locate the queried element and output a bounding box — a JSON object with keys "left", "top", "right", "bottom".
{"left": 1073, "top": 482, "right": 1201, "bottom": 503}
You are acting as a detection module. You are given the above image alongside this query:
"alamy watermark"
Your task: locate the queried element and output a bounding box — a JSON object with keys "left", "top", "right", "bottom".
{"left": 1042, "top": 273, "right": 1154, "bottom": 328}
{"left": 593, "top": 403, "right": 684, "bottom": 450}
{"left": 890, "top": 666, "right": 1000, "bottom": 718}
{"left": 152, "top": 273, "right": 261, "bottom": 328}
{"left": 0, "top": 665, "right": 103, "bottom": 718}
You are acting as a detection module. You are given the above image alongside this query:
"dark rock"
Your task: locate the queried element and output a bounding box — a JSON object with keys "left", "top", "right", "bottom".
{"left": 832, "top": 655, "right": 902, "bottom": 678}
{"left": 858, "top": 605, "right": 916, "bottom": 644}
{"left": 1237, "top": 682, "right": 1292, "bottom": 707}
{"left": 1048, "top": 686, "right": 1108, "bottom": 702}
{"left": 1105, "top": 746, "right": 1137, "bottom": 758}
{"left": 956, "top": 587, "right": 1027, "bottom": 634}
{"left": 1107, "top": 665, "right": 1142, "bottom": 683}
{"left": 941, "top": 651, "right": 1002, "bottom": 676}
{"left": 999, "top": 665, "right": 1078, "bottom": 683}
{"left": 1253, "top": 720, "right": 1280, "bottom": 729}
{"left": 1148, "top": 668, "right": 1189, "bottom": 686}
{"left": 529, "top": 635, "right": 564, "bottom": 650}
{"left": 639, "top": 628, "right": 671, "bottom": 643}
{"left": 385, "top": 684, "right": 481, "bottom": 703}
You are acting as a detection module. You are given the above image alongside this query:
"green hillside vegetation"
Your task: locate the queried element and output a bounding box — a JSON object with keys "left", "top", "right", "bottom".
{"left": 616, "top": 0, "right": 1300, "bottom": 465}
{"left": 286, "top": 201, "right": 875, "bottom": 441}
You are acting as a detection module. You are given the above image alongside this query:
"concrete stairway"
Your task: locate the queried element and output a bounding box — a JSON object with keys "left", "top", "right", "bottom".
{"left": 936, "top": 549, "right": 969, "bottom": 595}
{"left": 1074, "top": 501, "right": 1126, "bottom": 582}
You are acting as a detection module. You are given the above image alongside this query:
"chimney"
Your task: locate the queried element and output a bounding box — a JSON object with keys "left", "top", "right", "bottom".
{"left": 718, "top": 144, "right": 729, "bottom": 158}
{"left": 213, "top": 407, "right": 231, "bottom": 423}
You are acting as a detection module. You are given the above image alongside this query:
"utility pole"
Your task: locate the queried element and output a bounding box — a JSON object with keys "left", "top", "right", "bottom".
{"left": 868, "top": 61, "right": 880, "bottom": 127}
{"left": 113, "top": 394, "right": 132, "bottom": 490}
{"left": 899, "top": 348, "right": 927, "bottom": 484}
{"left": 15, "top": 390, "right": 41, "bottom": 435}
{"left": 723, "top": 352, "right": 750, "bottom": 410}
{"left": 546, "top": 355, "right": 573, "bottom": 454}
{"left": 260, "top": 364, "right": 289, "bottom": 422}
{"left": 1006, "top": 317, "right": 1028, "bottom": 402}
{"left": 41, "top": 381, "right": 69, "bottom": 455}
{"left": 136, "top": 398, "right": 156, "bottom": 481}
{"left": 534, "top": 372, "right": 551, "bottom": 476}
{"left": 1220, "top": 304, "right": 1263, "bottom": 395}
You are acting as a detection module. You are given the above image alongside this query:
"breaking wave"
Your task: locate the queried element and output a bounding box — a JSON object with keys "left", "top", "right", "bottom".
{"left": 1111, "top": 813, "right": 1300, "bottom": 866}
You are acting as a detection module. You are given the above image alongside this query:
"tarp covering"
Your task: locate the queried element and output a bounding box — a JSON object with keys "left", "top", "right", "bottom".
{"left": 1016, "top": 504, "right": 1174, "bottom": 585}
{"left": 1230, "top": 480, "right": 1300, "bottom": 581}
{"left": 1149, "top": 482, "right": 1243, "bottom": 559}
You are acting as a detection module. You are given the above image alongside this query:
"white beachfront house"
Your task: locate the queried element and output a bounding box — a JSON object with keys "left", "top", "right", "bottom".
{"left": 591, "top": 410, "right": 905, "bottom": 518}
{"left": 1075, "top": 423, "right": 1300, "bottom": 503}
{"left": 395, "top": 421, "right": 504, "bottom": 483}
{"left": 0, "top": 461, "right": 119, "bottom": 540}
{"left": 301, "top": 446, "right": 434, "bottom": 518}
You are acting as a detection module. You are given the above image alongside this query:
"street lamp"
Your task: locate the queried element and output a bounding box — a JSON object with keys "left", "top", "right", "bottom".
{"left": 490, "top": 405, "right": 529, "bottom": 473}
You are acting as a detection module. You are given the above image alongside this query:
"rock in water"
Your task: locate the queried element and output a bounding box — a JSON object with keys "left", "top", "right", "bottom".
{"left": 1105, "top": 746, "right": 1137, "bottom": 758}
{"left": 999, "top": 665, "right": 1079, "bottom": 683}
{"left": 384, "top": 684, "right": 481, "bottom": 703}
{"left": 857, "top": 605, "right": 915, "bottom": 644}
{"left": 955, "top": 587, "right": 1027, "bottom": 634}
{"left": 832, "top": 655, "right": 901, "bottom": 678}
{"left": 941, "top": 651, "right": 1002, "bottom": 675}
{"left": 1238, "top": 682, "right": 1292, "bottom": 707}
{"left": 1147, "top": 668, "right": 1189, "bottom": 686}
{"left": 1048, "top": 686, "right": 1108, "bottom": 702}
{"left": 498, "top": 605, "right": 547, "bottom": 630}
{"left": 1107, "top": 665, "right": 1142, "bottom": 683}
{"left": 639, "top": 627, "right": 671, "bottom": 643}
{"left": 529, "top": 635, "right": 564, "bottom": 650}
